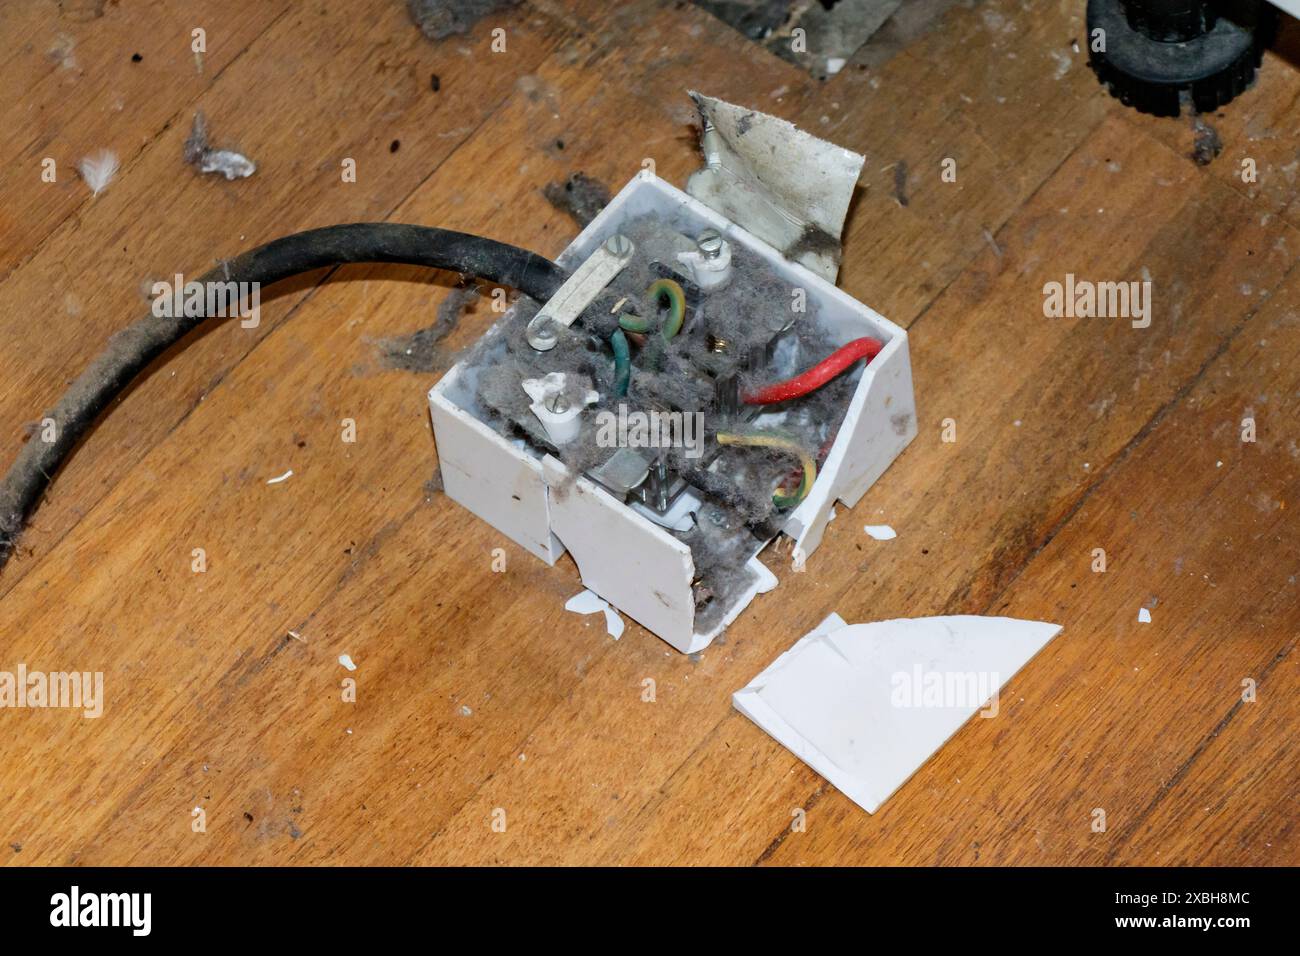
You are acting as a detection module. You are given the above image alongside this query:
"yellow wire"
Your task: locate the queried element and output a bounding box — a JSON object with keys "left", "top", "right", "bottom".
{"left": 715, "top": 430, "right": 817, "bottom": 508}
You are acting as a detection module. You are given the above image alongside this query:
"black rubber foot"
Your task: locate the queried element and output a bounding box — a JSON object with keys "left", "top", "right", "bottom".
{"left": 1087, "top": 0, "right": 1277, "bottom": 117}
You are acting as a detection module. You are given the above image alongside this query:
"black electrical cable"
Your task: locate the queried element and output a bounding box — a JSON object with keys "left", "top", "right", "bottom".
{"left": 0, "top": 223, "right": 569, "bottom": 571}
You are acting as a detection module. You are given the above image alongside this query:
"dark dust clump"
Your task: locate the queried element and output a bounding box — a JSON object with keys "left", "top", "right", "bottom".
{"left": 1191, "top": 114, "right": 1223, "bottom": 166}
{"left": 543, "top": 173, "right": 612, "bottom": 229}
{"left": 406, "top": 0, "right": 521, "bottom": 41}
{"left": 378, "top": 282, "right": 479, "bottom": 373}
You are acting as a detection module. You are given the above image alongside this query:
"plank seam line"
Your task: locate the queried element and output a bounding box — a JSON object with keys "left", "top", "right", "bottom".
{"left": 902, "top": 111, "right": 1102, "bottom": 335}
{"left": 754, "top": 781, "right": 829, "bottom": 865}
{"left": 71, "top": 506, "right": 425, "bottom": 862}
{"left": 1105, "top": 635, "right": 1295, "bottom": 861}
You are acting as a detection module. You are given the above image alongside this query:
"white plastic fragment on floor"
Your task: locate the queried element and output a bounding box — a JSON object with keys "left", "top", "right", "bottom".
{"left": 564, "top": 589, "right": 626, "bottom": 640}
{"left": 197, "top": 149, "right": 257, "bottom": 181}
{"left": 266, "top": 469, "right": 293, "bottom": 484}
{"left": 864, "top": 524, "right": 896, "bottom": 540}
{"left": 338, "top": 654, "right": 356, "bottom": 671}
{"left": 1138, "top": 607, "right": 1152, "bottom": 623}
{"left": 733, "top": 613, "right": 1062, "bottom": 814}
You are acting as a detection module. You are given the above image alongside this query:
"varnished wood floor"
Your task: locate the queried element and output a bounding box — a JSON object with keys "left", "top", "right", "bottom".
{"left": 0, "top": 0, "right": 1295, "bottom": 865}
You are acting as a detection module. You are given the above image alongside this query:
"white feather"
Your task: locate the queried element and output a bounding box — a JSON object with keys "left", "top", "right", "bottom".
{"left": 77, "top": 149, "right": 120, "bottom": 196}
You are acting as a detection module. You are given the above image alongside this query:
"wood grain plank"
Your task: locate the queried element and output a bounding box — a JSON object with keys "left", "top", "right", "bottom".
{"left": 1109, "top": 640, "right": 1297, "bottom": 864}
{"left": 810, "top": 0, "right": 1112, "bottom": 325}
{"left": 0, "top": 0, "right": 293, "bottom": 278}
{"left": 0, "top": 0, "right": 570, "bottom": 598}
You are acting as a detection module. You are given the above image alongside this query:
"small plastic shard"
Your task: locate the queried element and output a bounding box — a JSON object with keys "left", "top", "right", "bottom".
{"left": 266, "top": 470, "right": 293, "bottom": 485}
{"left": 686, "top": 92, "right": 865, "bottom": 282}
{"left": 184, "top": 111, "right": 257, "bottom": 181}
{"left": 77, "top": 149, "right": 119, "bottom": 196}
{"left": 564, "top": 589, "right": 626, "bottom": 640}
{"left": 197, "top": 149, "right": 257, "bottom": 180}
{"left": 734, "top": 613, "right": 1062, "bottom": 814}
{"left": 1138, "top": 607, "right": 1152, "bottom": 623}
{"left": 864, "top": 524, "right": 896, "bottom": 540}
{"left": 338, "top": 654, "right": 357, "bottom": 671}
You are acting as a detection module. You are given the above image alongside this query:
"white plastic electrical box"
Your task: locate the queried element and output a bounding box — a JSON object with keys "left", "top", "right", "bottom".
{"left": 429, "top": 170, "right": 917, "bottom": 653}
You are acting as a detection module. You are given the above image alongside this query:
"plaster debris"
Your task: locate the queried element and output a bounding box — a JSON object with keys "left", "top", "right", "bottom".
{"left": 77, "top": 150, "right": 119, "bottom": 196}
{"left": 1049, "top": 49, "right": 1072, "bottom": 79}
{"left": 1138, "top": 608, "right": 1152, "bottom": 624}
{"left": 266, "top": 470, "right": 293, "bottom": 485}
{"left": 338, "top": 654, "right": 357, "bottom": 671}
{"left": 183, "top": 111, "right": 257, "bottom": 180}
{"left": 48, "top": 33, "right": 78, "bottom": 70}
{"left": 565, "top": 589, "right": 626, "bottom": 640}
{"left": 406, "top": 0, "right": 520, "bottom": 40}
{"left": 734, "top": 612, "right": 1063, "bottom": 813}
{"left": 60, "top": 0, "right": 108, "bottom": 20}
{"left": 864, "top": 524, "right": 896, "bottom": 540}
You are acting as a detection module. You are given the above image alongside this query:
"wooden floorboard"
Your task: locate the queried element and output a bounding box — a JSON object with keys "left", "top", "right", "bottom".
{"left": 0, "top": 0, "right": 572, "bottom": 598}
{"left": 0, "top": 0, "right": 1295, "bottom": 865}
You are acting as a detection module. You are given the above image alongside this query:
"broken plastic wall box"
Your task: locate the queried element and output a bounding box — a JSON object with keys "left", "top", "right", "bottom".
{"left": 429, "top": 171, "right": 917, "bottom": 653}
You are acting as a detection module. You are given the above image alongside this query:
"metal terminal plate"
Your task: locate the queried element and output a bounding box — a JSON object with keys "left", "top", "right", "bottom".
{"left": 527, "top": 234, "right": 635, "bottom": 351}
{"left": 586, "top": 448, "right": 650, "bottom": 498}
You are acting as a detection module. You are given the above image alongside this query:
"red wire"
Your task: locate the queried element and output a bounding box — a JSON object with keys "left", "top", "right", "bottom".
{"left": 742, "top": 336, "right": 883, "bottom": 405}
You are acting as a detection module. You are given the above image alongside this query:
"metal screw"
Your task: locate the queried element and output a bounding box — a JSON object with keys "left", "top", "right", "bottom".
{"left": 604, "top": 233, "right": 634, "bottom": 259}
{"left": 697, "top": 229, "right": 724, "bottom": 259}
{"left": 526, "top": 312, "right": 558, "bottom": 351}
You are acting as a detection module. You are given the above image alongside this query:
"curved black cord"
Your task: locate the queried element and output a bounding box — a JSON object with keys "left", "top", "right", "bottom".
{"left": 0, "top": 223, "right": 569, "bottom": 570}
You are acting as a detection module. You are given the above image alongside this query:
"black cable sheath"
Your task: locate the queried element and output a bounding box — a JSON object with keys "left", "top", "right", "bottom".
{"left": 0, "top": 223, "right": 569, "bottom": 569}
